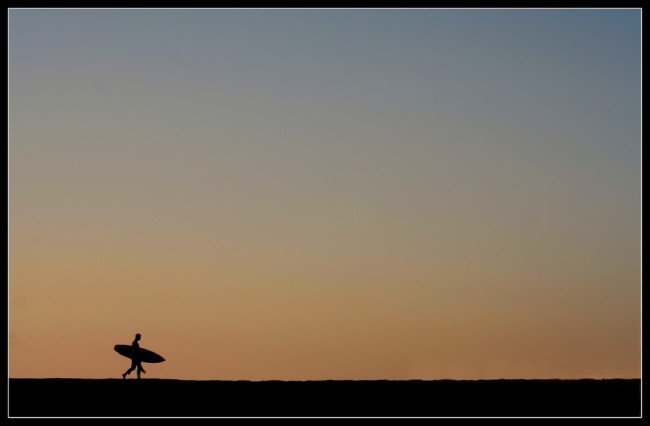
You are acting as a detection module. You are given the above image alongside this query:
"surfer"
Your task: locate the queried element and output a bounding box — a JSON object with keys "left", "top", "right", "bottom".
{"left": 122, "top": 333, "right": 146, "bottom": 379}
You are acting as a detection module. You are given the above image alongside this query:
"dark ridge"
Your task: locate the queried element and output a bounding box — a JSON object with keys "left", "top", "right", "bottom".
{"left": 9, "top": 378, "right": 641, "bottom": 417}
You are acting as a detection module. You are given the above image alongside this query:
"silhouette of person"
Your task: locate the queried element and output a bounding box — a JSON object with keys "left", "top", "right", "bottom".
{"left": 122, "top": 333, "right": 146, "bottom": 379}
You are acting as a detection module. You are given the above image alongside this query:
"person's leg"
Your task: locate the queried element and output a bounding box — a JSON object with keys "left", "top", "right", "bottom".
{"left": 138, "top": 363, "right": 146, "bottom": 379}
{"left": 123, "top": 361, "right": 136, "bottom": 378}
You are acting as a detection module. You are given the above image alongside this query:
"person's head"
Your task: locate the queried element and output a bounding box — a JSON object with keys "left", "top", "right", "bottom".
{"left": 135, "top": 333, "right": 141, "bottom": 341}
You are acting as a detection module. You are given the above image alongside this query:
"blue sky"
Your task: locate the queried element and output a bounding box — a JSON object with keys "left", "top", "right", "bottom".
{"left": 9, "top": 9, "right": 641, "bottom": 380}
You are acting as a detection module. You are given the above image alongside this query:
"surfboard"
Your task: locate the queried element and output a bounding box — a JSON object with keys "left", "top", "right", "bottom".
{"left": 114, "top": 344, "right": 165, "bottom": 363}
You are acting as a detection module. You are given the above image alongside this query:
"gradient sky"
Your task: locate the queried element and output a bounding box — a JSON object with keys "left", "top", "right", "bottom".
{"left": 9, "top": 8, "right": 641, "bottom": 380}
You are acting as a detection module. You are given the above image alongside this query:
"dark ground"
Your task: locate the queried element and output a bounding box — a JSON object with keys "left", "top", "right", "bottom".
{"left": 8, "top": 378, "right": 641, "bottom": 417}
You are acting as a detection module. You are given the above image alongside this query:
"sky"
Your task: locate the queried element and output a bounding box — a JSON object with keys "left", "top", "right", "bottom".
{"left": 9, "top": 8, "right": 641, "bottom": 380}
